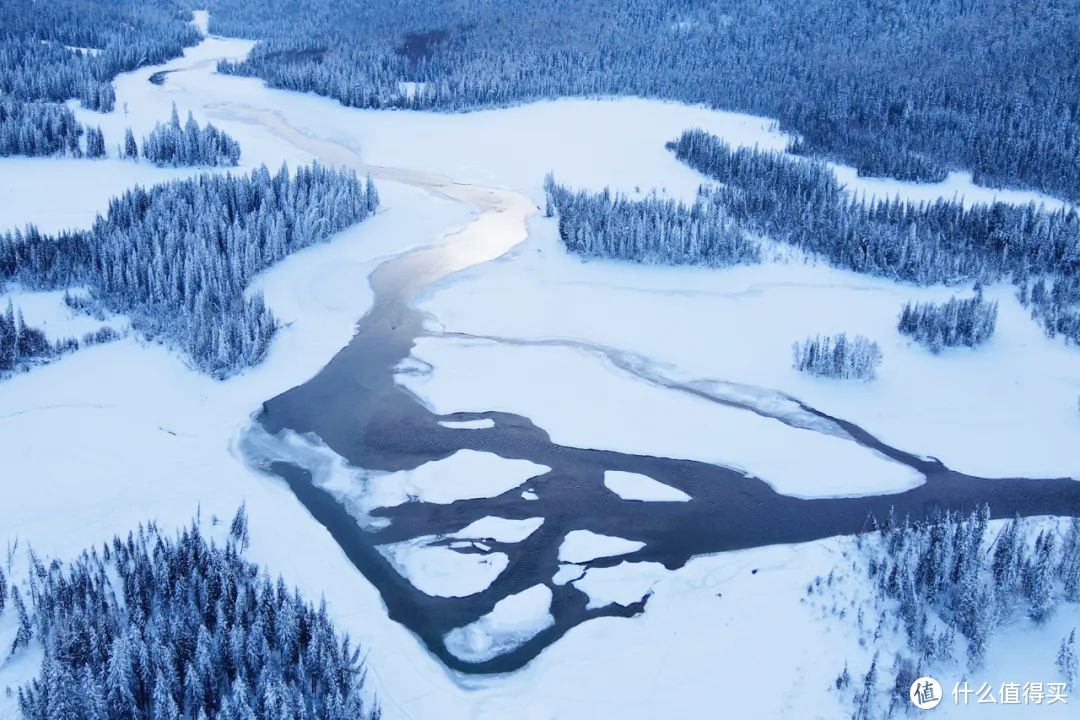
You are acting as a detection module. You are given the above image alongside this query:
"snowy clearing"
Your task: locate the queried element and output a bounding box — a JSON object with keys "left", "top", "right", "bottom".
{"left": 603, "top": 470, "right": 691, "bottom": 502}
{"left": 0, "top": 287, "right": 127, "bottom": 341}
{"left": 414, "top": 216, "right": 1080, "bottom": 481}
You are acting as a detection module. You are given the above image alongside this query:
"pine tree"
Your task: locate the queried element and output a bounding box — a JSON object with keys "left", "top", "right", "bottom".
{"left": 85, "top": 126, "right": 107, "bottom": 158}
{"left": 123, "top": 127, "right": 138, "bottom": 159}
{"left": 1057, "top": 629, "right": 1077, "bottom": 682}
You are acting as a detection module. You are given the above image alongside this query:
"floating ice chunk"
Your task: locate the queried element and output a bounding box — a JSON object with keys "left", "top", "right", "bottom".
{"left": 377, "top": 536, "right": 508, "bottom": 598}
{"left": 444, "top": 584, "right": 554, "bottom": 662}
{"left": 604, "top": 470, "right": 691, "bottom": 502}
{"left": 360, "top": 449, "right": 549, "bottom": 508}
{"left": 558, "top": 530, "right": 645, "bottom": 564}
{"left": 552, "top": 563, "right": 586, "bottom": 586}
{"left": 438, "top": 418, "right": 495, "bottom": 430}
{"left": 452, "top": 516, "right": 543, "bottom": 543}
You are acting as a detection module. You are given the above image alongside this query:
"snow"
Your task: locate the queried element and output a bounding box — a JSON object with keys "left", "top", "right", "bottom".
{"left": 552, "top": 564, "right": 587, "bottom": 586}
{"left": 412, "top": 218, "right": 1080, "bottom": 481}
{"left": 603, "top": 470, "right": 691, "bottom": 502}
{"left": 2, "top": 16, "right": 1078, "bottom": 720}
{"left": 452, "top": 516, "right": 544, "bottom": 543}
{"left": 0, "top": 158, "right": 211, "bottom": 234}
{"left": 572, "top": 561, "right": 666, "bottom": 610}
{"left": 438, "top": 418, "right": 495, "bottom": 430}
{"left": 0, "top": 287, "right": 127, "bottom": 341}
{"left": 398, "top": 335, "right": 925, "bottom": 498}
{"left": 191, "top": 10, "right": 210, "bottom": 37}
{"left": 443, "top": 585, "right": 555, "bottom": 663}
{"left": 558, "top": 530, "right": 646, "bottom": 564}
{"left": 339, "top": 450, "right": 551, "bottom": 511}
{"left": 376, "top": 537, "right": 509, "bottom": 598}
{"left": 372, "top": 518, "right": 543, "bottom": 598}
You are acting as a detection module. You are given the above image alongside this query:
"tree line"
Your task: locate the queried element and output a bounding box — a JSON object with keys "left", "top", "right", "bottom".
{"left": 207, "top": 0, "right": 1080, "bottom": 202}
{"left": 0, "top": 164, "right": 379, "bottom": 378}
{"left": 670, "top": 129, "right": 1080, "bottom": 345}
{"left": 542, "top": 173, "right": 759, "bottom": 267}
{"left": 0, "top": 98, "right": 105, "bottom": 159}
{"left": 5, "top": 510, "right": 380, "bottom": 720}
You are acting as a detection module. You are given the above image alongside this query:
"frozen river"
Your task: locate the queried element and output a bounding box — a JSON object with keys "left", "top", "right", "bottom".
{"left": 195, "top": 97, "right": 1080, "bottom": 673}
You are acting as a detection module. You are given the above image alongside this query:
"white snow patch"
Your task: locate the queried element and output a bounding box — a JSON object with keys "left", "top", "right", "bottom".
{"left": 0, "top": 158, "right": 210, "bottom": 234}
{"left": 443, "top": 584, "right": 554, "bottom": 663}
{"left": 552, "top": 563, "right": 586, "bottom": 586}
{"left": 191, "top": 10, "right": 210, "bottom": 37}
{"left": 376, "top": 537, "right": 508, "bottom": 598}
{"left": 0, "top": 288, "right": 127, "bottom": 342}
{"left": 521, "top": 490, "right": 539, "bottom": 501}
{"left": 438, "top": 418, "right": 495, "bottom": 430}
{"left": 604, "top": 470, "right": 691, "bottom": 502}
{"left": 355, "top": 450, "right": 550, "bottom": 509}
{"left": 572, "top": 561, "right": 666, "bottom": 610}
{"left": 451, "top": 516, "right": 543, "bottom": 543}
{"left": 398, "top": 336, "right": 925, "bottom": 498}
{"left": 558, "top": 530, "right": 646, "bottom": 564}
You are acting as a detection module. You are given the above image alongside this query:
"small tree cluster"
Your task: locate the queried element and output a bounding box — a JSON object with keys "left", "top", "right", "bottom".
{"left": 141, "top": 105, "right": 242, "bottom": 167}
{"left": 792, "top": 333, "right": 882, "bottom": 381}
{"left": 0, "top": 301, "right": 54, "bottom": 372}
{"left": 897, "top": 292, "right": 998, "bottom": 353}
{"left": 6, "top": 513, "right": 380, "bottom": 720}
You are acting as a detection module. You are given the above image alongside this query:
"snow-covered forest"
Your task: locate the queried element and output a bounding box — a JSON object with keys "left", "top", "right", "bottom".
{"left": 5, "top": 512, "right": 380, "bottom": 720}
{"left": 0, "top": 1, "right": 199, "bottom": 160}
{"left": 542, "top": 174, "right": 759, "bottom": 267}
{"left": 824, "top": 509, "right": 1080, "bottom": 717}
{"left": 140, "top": 105, "right": 242, "bottom": 167}
{"left": 208, "top": 0, "right": 1080, "bottom": 202}
{"left": 0, "top": 165, "right": 379, "bottom": 377}
{"left": 672, "top": 129, "right": 1080, "bottom": 344}
{"left": 0, "top": 99, "right": 103, "bottom": 159}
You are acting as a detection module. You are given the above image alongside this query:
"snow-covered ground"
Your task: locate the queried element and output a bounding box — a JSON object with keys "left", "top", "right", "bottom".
{"left": 0, "top": 287, "right": 126, "bottom": 342}
{"left": 398, "top": 335, "right": 925, "bottom": 498}
{"left": 409, "top": 218, "right": 1080, "bottom": 481}
{"left": 1, "top": 14, "right": 1077, "bottom": 720}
